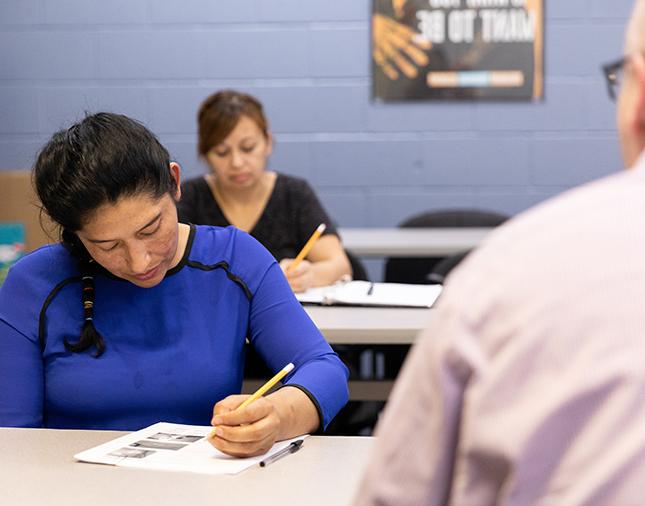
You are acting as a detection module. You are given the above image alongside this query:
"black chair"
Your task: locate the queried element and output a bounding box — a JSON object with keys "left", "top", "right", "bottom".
{"left": 346, "top": 249, "right": 369, "bottom": 281}
{"left": 384, "top": 209, "right": 508, "bottom": 284}
{"left": 426, "top": 249, "right": 471, "bottom": 285}
{"left": 376, "top": 209, "right": 509, "bottom": 384}
{"left": 325, "top": 248, "right": 384, "bottom": 435}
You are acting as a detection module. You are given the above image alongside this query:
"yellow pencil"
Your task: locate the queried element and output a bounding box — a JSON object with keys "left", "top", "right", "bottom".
{"left": 287, "top": 223, "right": 326, "bottom": 273}
{"left": 209, "top": 362, "right": 295, "bottom": 438}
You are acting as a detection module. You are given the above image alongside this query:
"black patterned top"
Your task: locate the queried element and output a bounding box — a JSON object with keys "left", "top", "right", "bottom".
{"left": 177, "top": 173, "right": 339, "bottom": 261}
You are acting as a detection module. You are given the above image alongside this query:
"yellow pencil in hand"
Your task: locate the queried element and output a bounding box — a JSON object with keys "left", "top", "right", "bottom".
{"left": 209, "top": 362, "right": 295, "bottom": 439}
{"left": 287, "top": 223, "right": 326, "bottom": 273}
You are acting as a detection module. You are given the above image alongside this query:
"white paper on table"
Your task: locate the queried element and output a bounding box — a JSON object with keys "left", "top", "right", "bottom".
{"left": 74, "top": 422, "right": 308, "bottom": 475}
{"left": 296, "top": 280, "right": 442, "bottom": 308}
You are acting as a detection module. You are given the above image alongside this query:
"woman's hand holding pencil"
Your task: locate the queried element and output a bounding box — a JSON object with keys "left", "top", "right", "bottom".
{"left": 208, "top": 363, "right": 301, "bottom": 458}
{"left": 279, "top": 223, "right": 326, "bottom": 293}
{"left": 279, "top": 258, "right": 314, "bottom": 293}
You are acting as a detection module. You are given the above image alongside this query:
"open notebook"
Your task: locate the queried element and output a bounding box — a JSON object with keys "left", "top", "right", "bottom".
{"left": 74, "top": 422, "right": 307, "bottom": 475}
{"left": 296, "top": 280, "right": 442, "bottom": 308}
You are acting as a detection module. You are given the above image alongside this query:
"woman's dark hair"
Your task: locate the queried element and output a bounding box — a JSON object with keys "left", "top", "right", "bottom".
{"left": 33, "top": 112, "right": 177, "bottom": 357}
{"left": 197, "top": 90, "right": 269, "bottom": 157}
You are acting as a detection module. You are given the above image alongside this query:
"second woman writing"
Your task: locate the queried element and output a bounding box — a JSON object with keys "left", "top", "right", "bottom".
{"left": 177, "top": 90, "right": 352, "bottom": 293}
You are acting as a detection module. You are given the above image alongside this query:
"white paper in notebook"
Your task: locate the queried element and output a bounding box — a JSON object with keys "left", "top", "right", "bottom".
{"left": 296, "top": 280, "right": 442, "bottom": 308}
{"left": 74, "top": 422, "right": 308, "bottom": 475}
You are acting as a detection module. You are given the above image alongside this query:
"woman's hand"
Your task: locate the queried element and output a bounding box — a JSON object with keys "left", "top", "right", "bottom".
{"left": 209, "top": 387, "right": 320, "bottom": 458}
{"left": 208, "top": 387, "right": 320, "bottom": 458}
{"left": 208, "top": 394, "right": 282, "bottom": 458}
{"left": 279, "top": 258, "right": 315, "bottom": 293}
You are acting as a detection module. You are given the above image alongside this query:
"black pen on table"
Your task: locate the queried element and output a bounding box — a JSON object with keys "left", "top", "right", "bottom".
{"left": 367, "top": 282, "right": 375, "bottom": 295}
{"left": 259, "top": 439, "right": 304, "bottom": 467}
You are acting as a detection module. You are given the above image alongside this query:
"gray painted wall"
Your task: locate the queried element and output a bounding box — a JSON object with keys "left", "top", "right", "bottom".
{"left": 0, "top": 1, "right": 634, "bottom": 277}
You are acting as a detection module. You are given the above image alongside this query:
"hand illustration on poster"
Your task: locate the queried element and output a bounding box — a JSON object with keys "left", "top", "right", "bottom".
{"left": 372, "top": 11, "right": 431, "bottom": 80}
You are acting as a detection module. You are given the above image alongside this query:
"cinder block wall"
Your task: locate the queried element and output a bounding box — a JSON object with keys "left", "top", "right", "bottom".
{"left": 0, "top": 0, "right": 633, "bottom": 276}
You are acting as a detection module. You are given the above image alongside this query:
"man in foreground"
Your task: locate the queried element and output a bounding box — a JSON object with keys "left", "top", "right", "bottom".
{"left": 355, "top": 1, "right": 645, "bottom": 504}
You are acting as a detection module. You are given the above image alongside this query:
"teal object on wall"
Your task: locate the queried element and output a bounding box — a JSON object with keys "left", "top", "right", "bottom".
{"left": 0, "top": 223, "right": 25, "bottom": 286}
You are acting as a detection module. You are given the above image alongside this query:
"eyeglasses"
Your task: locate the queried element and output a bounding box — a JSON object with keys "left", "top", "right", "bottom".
{"left": 602, "top": 53, "right": 645, "bottom": 101}
{"left": 602, "top": 56, "right": 627, "bottom": 101}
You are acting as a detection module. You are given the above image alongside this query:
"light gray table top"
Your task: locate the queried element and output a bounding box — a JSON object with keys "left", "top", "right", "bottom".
{"left": 0, "top": 428, "right": 374, "bottom": 506}
{"left": 304, "top": 305, "right": 432, "bottom": 344}
{"left": 339, "top": 227, "right": 493, "bottom": 257}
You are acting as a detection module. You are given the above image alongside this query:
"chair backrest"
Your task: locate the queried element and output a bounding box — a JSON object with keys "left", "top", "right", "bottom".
{"left": 384, "top": 209, "right": 508, "bottom": 284}
{"left": 398, "top": 209, "right": 508, "bottom": 228}
{"left": 346, "top": 249, "right": 369, "bottom": 281}
{"left": 426, "top": 250, "right": 471, "bottom": 285}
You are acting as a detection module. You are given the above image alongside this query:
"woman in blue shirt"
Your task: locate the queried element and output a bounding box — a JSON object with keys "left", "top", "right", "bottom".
{"left": 0, "top": 112, "right": 349, "bottom": 457}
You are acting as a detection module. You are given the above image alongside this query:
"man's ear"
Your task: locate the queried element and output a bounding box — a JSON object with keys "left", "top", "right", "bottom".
{"left": 169, "top": 162, "right": 182, "bottom": 201}
{"left": 631, "top": 54, "right": 645, "bottom": 135}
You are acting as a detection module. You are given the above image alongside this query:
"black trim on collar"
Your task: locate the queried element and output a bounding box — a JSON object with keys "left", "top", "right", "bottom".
{"left": 38, "top": 226, "right": 251, "bottom": 351}
{"left": 166, "top": 223, "right": 196, "bottom": 276}
{"left": 186, "top": 259, "right": 253, "bottom": 300}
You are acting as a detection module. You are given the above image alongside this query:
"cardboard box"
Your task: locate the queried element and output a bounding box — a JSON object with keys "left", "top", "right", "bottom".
{"left": 0, "top": 170, "right": 56, "bottom": 252}
{"left": 0, "top": 223, "right": 25, "bottom": 285}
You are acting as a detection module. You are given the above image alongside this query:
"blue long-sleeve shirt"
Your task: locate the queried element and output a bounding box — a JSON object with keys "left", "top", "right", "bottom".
{"left": 0, "top": 225, "right": 348, "bottom": 430}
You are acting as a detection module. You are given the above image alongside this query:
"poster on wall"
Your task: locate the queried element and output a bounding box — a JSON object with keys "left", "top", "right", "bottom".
{"left": 372, "top": 0, "right": 543, "bottom": 101}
